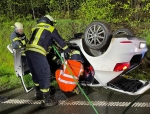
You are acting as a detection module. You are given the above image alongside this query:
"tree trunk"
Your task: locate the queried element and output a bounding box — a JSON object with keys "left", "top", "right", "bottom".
{"left": 30, "top": 0, "right": 35, "bottom": 19}
{"left": 66, "top": 0, "right": 70, "bottom": 17}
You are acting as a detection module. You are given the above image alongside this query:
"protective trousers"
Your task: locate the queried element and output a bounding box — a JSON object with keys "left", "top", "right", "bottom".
{"left": 25, "top": 51, "right": 50, "bottom": 89}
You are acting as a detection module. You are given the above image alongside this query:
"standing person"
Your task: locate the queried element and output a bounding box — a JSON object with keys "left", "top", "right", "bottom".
{"left": 25, "top": 15, "right": 71, "bottom": 107}
{"left": 7, "top": 22, "right": 27, "bottom": 103}
{"left": 10, "top": 22, "right": 28, "bottom": 64}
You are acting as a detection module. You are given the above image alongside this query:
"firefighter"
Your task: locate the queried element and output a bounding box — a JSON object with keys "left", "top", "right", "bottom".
{"left": 10, "top": 22, "right": 28, "bottom": 64}
{"left": 25, "top": 15, "right": 71, "bottom": 107}
{"left": 55, "top": 50, "right": 84, "bottom": 92}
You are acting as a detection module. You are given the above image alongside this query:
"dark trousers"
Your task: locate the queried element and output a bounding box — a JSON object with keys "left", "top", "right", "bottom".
{"left": 25, "top": 51, "right": 50, "bottom": 89}
{"left": 21, "top": 56, "right": 27, "bottom": 65}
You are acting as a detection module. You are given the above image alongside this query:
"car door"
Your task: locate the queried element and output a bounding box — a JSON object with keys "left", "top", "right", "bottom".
{"left": 7, "top": 44, "right": 33, "bottom": 93}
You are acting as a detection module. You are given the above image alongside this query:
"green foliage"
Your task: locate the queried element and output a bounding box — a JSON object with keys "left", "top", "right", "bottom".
{"left": 0, "top": 0, "right": 150, "bottom": 89}
{"left": 140, "top": 29, "right": 150, "bottom": 45}
{"left": 76, "top": 0, "right": 115, "bottom": 23}
{"left": 0, "top": 19, "right": 85, "bottom": 89}
{"left": 56, "top": 19, "right": 86, "bottom": 40}
{"left": 23, "top": 74, "right": 34, "bottom": 88}
{"left": 0, "top": 75, "right": 21, "bottom": 89}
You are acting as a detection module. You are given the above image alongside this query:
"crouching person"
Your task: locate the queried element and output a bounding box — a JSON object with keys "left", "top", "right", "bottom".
{"left": 55, "top": 50, "right": 84, "bottom": 92}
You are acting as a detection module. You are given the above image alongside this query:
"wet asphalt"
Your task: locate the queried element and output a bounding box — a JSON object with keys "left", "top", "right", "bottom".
{"left": 0, "top": 87, "right": 150, "bottom": 114}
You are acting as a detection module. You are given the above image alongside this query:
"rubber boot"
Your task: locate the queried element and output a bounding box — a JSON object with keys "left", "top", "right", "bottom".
{"left": 41, "top": 92, "right": 58, "bottom": 107}
{"left": 34, "top": 86, "right": 42, "bottom": 100}
{"left": 72, "top": 87, "right": 80, "bottom": 94}
{"left": 0, "top": 96, "right": 7, "bottom": 103}
{"left": 35, "top": 86, "right": 56, "bottom": 100}
{"left": 50, "top": 86, "right": 56, "bottom": 96}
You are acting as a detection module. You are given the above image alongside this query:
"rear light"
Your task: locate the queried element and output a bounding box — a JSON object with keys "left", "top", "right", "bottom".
{"left": 120, "top": 41, "right": 132, "bottom": 43}
{"left": 114, "top": 62, "right": 130, "bottom": 72}
{"left": 139, "top": 42, "right": 146, "bottom": 49}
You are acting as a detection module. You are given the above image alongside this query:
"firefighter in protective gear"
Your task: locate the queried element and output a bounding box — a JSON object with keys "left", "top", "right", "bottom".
{"left": 10, "top": 22, "right": 28, "bottom": 64}
{"left": 10, "top": 22, "right": 28, "bottom": 49}
{"left": 55, "top": 50, "right": 84, "bottom": 92}
{"left": 25, "top": 15, "right": 71, "bottom": 107}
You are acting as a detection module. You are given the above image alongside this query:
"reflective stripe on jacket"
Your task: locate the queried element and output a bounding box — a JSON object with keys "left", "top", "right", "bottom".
{"left": 13, "top": 37, "right": 27, "bottom": 47}
{"left": 26, "top": 44, "right": 47, "bottom": 56}
{"left": 26, "top": 23, "right": 54, "bottom": 56}
{"left": 10, "top": 31, "right": 28, "bottom": 56}
{"left": 26, "top": 23, "right": 70, "bottom": 56}
{"left": 10, "top": 31, "right": 27, "bottom": 49}
{"left": 55, "top": 60, "right": 84, "bottom": 92}
{"left": 70, "top": 50, "right": 84, "bottom": 63}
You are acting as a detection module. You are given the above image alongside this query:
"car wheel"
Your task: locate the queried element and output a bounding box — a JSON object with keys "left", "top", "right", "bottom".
{"left": 113, "top": 28, "right": 133, "bottom": 36}
{"left": 84, "top": 21, "right": 112, "bottom": 50}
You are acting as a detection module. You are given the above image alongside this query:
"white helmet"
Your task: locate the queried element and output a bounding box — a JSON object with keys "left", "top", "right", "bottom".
{"left": 44, "top": 15, "right": 57, "bottom": 25}
{"left": 44, "top": 15, "right": 55, "bottom": 22}
{"left": 11, "top": 22, "right": 23, "bottom": 30}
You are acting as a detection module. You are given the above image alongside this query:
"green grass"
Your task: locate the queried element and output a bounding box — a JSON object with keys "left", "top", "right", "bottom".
{"left": 141, "top": 29, "right": 150, "bottom": 44}
{"left": 22, "top": 74, "right": 34, "bottom": 89}
{"left": 0, "top": 19, "right": 150, "bottom": 89}
{"left": 0, "top": 75, "right": 21, "bottom": 89}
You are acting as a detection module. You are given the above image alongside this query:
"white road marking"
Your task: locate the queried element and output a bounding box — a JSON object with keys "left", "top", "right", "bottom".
{"left": 1, "top": 99, "right": 150, "bottom": 107}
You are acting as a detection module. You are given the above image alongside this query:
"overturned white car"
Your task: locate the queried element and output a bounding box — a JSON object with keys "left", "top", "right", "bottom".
{"left": 7, "top": 21, "right": 149, "bottom": 95}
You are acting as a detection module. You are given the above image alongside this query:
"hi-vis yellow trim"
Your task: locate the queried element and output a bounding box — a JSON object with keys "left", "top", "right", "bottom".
{"left": 62, "top": 45, "right": 68, "bottom": 50}
{"left": 13, "top": 37, "right": 21, "bottom": 42}
{"left": 72, "top": 50, "right": 80, "bottom": 55}
{"left": 13, "top": 37, "right": 26, "bottom": 45}
{"left": 52, "top": 56, "right": 57, "bottom": 60}
{"left": 33, "top": 28, "right": 44, "bottom": 45}
{"left": 31, "top": 23, "right": 55, "bottom": 45}
{"left": 31, "top": 28, "right": 35, "bottom": 32}
{"left": 26, "top": 44, "right": 47, "bottom": 56}
{"left": 35, "top": 23, "right": 55, "bottom": 33}
{"left": 27, "top": 23, "right": 55, "bottom": 55}
{"left": 40, "top": 88, "right": 49, "bottom": 92}
{"left": 21, "top": 52, "right": 26, "bottom": 56}
{"left": 34, "top": 83, "right": 39, "bottom": 86}
{"left": 22, "top": 40, "right": 26, "bottom": 45}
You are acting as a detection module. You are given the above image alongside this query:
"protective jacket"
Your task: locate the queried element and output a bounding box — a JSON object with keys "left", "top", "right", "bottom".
{"left": 55, "top": 60, "right": 84, "bottom": 92}
{"left": 52, "top": 49, "right": 84, "bottom": 65}
{"left": 10, "top": 31, "right": 28, "bottom": 56}
{"left": 10, "top": 31, "right": 28, "bottom": 49}
{"left": 26, "top": 23, "right": 70, "bottom": 56}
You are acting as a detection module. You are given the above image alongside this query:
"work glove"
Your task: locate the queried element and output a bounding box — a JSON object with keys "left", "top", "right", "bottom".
{"left": 64, "top": 51, "right": 72, "bottom": 60}
{"left": 56, "top": 59, "right": 62, "bottom": 65}
{"left": 52, "top": 56, "right": 62, "bottom": 65}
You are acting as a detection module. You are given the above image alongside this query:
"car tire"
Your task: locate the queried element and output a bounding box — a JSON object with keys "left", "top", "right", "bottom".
{"left": 84, "top": 21, "right": 112, "bottom": 50}
{"left": 113, "top": 28, "right": 133, "bottom": 36}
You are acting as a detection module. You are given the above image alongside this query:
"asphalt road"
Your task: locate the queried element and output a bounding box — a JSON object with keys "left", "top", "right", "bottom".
{"left": 0, "top": 87, "right": 150, "bottom": 114}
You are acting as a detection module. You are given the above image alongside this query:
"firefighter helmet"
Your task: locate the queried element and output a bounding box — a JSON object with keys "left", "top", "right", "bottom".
{"left": 44, "top": 15, "right": 55, "bottom": 22}
{"left": 14, "top": 22, "right": 23, "bottom": 29}
{"left": 37, "top": 15, "right": 57, "bottom": 26}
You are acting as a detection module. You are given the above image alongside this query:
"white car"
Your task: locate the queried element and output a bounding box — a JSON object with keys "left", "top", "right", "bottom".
{"left": 7, "top": 21, "right": 149, "bottom": 95}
